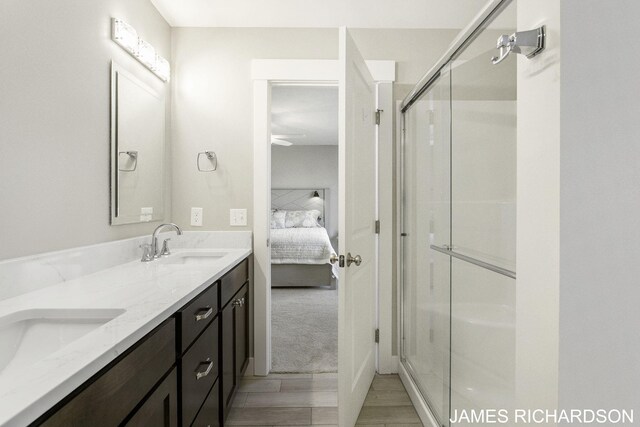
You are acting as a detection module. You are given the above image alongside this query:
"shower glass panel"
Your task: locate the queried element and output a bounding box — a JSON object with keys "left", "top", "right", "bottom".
{"left": 401, "top": 1, "right": 517, "bottom": 425}
{"left": 401, "top": 63, "right": 451, "bottom": 424}
{"left": 450, "top": 2, "right": 517, "bottom": 271}
{"left": 449, "top": 1, "right": 516, "bottom": 420}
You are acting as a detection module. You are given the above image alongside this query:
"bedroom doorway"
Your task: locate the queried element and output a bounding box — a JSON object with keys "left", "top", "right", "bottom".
{"left": 252, "top": 48, "right": 395, "bottom": 425}
{"left": 269, "top": 84, "right": 340, "bottom": 374}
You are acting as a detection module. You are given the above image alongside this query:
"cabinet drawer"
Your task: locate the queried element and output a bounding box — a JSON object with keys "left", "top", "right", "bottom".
{"left": 220, "top": 259, "right": 248, "bottom": 308}
{"left": 39, "top": 319, "right": 175, "bottom": 427}
{"left": 178, "top": 282, "right": 218, "bottom": 354}
{"left": 181, "top": 318, "right": 219, "bottom": 427}
{"left": 191, "top": 379, "right": 220, "bottom": 427}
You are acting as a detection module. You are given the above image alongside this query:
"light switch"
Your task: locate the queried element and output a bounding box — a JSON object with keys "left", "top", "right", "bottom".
{"left": 230, "top": 209, "right": 247, "bottom": 226}
{"left": 140, "top": 207, "right": 153, "bottom": 222}
{"left": 191, "top": 207, "right": 203, "bottom": 226}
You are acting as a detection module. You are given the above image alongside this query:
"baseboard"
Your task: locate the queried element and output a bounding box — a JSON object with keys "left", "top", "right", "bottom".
{"left": 244, "top": 357, "right": 255, "bottom": 377}
{"left": 378, "top": 355, "right": 399, "bottom": 374}
{"left": 398, "top": 361, "right": 441, "bottom": 427}
{"left": 378, "top": 350, "right": 400, "bottom": 375}
{"left": 390, "top": 356, "right": 399, "bottom": 373}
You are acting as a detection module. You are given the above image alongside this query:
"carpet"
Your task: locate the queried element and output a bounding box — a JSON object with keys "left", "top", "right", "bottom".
{"left": 271, "top": 287, "right": 338, "bottom": 373}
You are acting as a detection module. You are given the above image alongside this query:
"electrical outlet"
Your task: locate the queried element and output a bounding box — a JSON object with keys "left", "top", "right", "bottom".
{"left": 191, "top": 207, "right": 203, "bottom": 226}
{"left": 230, "top": 209, "right": 247, "bottom": 226}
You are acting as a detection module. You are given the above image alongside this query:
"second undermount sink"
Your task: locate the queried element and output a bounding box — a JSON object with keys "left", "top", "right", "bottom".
{"left": 0, "top": 308, "right": 125, "bottom": 378}
{"left": 158, "top": 251, "right": 228, "bottom": 266}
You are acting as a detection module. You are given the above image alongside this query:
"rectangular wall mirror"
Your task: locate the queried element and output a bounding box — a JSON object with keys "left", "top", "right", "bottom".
{"left": 110, "top": 62, "right": 165, "bottom": 225}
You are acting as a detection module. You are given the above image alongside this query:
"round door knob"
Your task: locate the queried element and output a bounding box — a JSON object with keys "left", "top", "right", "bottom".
{"left": 346, "top": 252, "right": 362, "bottom": 267}
{"left": 329, "top": 253, "right": 339, "bottom": 264}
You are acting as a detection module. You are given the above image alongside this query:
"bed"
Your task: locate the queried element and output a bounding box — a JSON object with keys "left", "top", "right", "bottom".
{"left": 270, "top": 189, "right": 338, "bottom": 288}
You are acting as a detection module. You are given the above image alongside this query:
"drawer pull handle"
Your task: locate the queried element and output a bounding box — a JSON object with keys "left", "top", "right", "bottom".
{"left": 195, "top": 358, "right": 214, "bottom": 380}
{"left": 195, "top": 306, "right": 213, "bottom": 322}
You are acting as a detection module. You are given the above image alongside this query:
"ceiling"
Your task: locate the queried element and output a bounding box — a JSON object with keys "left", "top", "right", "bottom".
{"left": 150, "top": 0, "right": 488, "bottom": 29}
{"left": 271, "top": 85, "right": 338, "bottom": 146}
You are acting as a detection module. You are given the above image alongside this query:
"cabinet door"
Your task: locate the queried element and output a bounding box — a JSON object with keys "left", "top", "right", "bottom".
{"left": 234, "top": 284, "right": 249, "bottom": 380}
{"left": 221, "top": 283, "right": 249, "bottom": 421}
{"left": 221, "top": 299, "right": 235, "bottom": 416}
{"left": 39, "top": 319, "right": 175, "bottom": 427}
{"left": 191, "top": 379, "right": 220, "bottom": 427}
{"left": 125, "top": 368, "right": 178, "bottom": 427}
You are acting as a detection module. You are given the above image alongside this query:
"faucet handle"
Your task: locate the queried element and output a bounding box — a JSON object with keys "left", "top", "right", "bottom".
{"left": 140, "top": 244, "right": 154, "bottom": 262}
{"left": 160, "top": 238, "right": 172, "bottom": 257}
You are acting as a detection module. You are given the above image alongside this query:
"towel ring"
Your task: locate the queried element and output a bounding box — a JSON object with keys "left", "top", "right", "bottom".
{"left": 197, "top": 151, "right": 217, "bottom": 172}
{"left": 118, "top": 151, "right": 138, "bottom": 172}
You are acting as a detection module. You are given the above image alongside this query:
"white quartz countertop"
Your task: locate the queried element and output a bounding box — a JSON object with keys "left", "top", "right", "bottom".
{"left": 0, "top": 233, "right": 251, "bottom": 427}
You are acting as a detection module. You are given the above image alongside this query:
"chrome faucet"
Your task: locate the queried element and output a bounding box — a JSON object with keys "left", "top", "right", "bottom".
{"left": 150, "top": 223, "right": 183, "bottom": 259}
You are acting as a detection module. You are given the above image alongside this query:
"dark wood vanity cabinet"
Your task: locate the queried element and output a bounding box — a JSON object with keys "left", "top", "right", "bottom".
{"left": 176, "top": 282, "right": 220, "bottom": 427}
{"left": 125, "top": 368, "right": 179, "bottom": 427}
{"left": 32, "top": 256, "right": 250, "bottom": 427}
{"left": 36, "top": 319, "right": 177, "bottom": 427}
{"left": 221, "top": 263, "right": 250, "bottom": 423}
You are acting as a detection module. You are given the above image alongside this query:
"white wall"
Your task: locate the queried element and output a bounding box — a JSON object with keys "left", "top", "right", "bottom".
{"left": 559, "top": 0, "right": 640, "bottom": 417}
{"left": 515, "top": 0, "right": 561, "bottom": 414}
{"left": 171, "top": 27, "right": 456, "bottom": 234}
{"left": 271, "top": 146, "right": 339, "bottom": 238}
{"left": 0, "top": 0, "right": 171, "bottom": 260}
{"left": 171, "top": 28, "right": 336, "bottom": 234}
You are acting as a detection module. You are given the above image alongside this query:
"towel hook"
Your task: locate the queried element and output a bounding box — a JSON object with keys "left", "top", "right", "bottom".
{"left": 491, "top": 26, "right": 546, "bottom": 65}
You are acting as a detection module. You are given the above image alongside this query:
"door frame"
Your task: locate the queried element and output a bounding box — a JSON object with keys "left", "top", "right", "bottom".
{"left": 251, "top": 59, "right": 395, "bottom": 376}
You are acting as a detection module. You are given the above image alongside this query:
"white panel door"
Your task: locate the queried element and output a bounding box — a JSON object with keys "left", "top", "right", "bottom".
{"left": 338, "top": 27, "right": 378, "bottom": 427}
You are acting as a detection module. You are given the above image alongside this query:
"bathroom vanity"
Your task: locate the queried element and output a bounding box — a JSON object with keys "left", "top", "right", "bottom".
{"left": 35, "top": 258, "right": 249, "bottom": 427}
{"left": 0, "top": 232, "right": 252, "bottom": 427}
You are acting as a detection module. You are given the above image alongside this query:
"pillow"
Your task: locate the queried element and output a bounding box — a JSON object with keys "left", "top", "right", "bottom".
{"left": 270, "top": 209, "right": 286, "bottom": 229}
{"left": 284, "top": 210, "right": 321, "bottom": 228}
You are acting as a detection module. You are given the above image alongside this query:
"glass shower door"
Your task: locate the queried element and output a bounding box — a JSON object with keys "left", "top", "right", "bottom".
{"left": 448, "top": 1, "right": 517, "bottom": 421}
{"left": 401, "top": 64, "right": 451, "bottom": 425}
{"left": 401, "top": 1, "right": 518, "bottom": 425}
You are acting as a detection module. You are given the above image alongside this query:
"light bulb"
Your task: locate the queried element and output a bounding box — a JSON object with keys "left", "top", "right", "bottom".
{"left": 154, "top": 55, "right": 170, "bottom": 82}
{"left": 136, "top": 39, "right": 156, "bottom": 69}
{"left": 112, "top": 19, "right": 138, "bottom": 54}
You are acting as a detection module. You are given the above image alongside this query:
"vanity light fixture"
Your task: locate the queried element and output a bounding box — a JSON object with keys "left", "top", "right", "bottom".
{"left": 111, "top": 18, "right": 170, "bottom": 82}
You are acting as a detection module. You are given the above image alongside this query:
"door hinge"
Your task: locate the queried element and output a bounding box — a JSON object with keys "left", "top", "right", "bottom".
{"left": 375, "top": 109, "right": 383, "bottom": 125}
{"left": 375, "top": 220, "right": 380, "bottom": 234}
{"left": 375, "top": 328, "right": 380, "bottom": 343}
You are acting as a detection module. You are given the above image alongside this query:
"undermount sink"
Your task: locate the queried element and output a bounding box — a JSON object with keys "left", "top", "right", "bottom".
{"left": 0, "top": 308, "right": 125, "bottom": 378}
{"left": 158, "top": 251, "right": 227, "bottom": 265}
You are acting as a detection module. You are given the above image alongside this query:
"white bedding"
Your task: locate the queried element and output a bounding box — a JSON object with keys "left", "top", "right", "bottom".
{"left": 270, "top": 227, "right": 336, "bottom": 264}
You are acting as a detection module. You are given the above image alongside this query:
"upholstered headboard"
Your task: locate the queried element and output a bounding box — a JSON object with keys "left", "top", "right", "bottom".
{"left": 271, "top": 188, "right": 326, "bottom": 228}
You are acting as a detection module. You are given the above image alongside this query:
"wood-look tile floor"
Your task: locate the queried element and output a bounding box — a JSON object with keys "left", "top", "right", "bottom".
{"left": 227, "top": 373, "right": 422, "bottom": 427}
